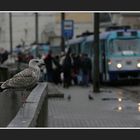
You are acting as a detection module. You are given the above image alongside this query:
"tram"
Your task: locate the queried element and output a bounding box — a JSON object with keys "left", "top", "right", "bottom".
{"left": 67, "top": 26, "right": 140, "bottom": 82}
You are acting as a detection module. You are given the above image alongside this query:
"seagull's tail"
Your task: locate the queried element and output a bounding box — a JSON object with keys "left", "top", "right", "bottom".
{"left": 0, "top": 86, "right": 7, "bottom": 92}
{"left": 0, "top": 87, "right": 4, "bottom": 92}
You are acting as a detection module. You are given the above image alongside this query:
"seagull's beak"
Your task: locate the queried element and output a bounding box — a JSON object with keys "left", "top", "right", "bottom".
{"left": 38, "top": 63, "right": 45, "bottom": 67}
{"left": 38, "top": 60, "right": 45, "bottom": 67}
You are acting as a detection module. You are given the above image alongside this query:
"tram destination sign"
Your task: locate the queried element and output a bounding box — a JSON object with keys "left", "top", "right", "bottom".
{"left": 62, "top": 20, "right": 74, "bottom": 39}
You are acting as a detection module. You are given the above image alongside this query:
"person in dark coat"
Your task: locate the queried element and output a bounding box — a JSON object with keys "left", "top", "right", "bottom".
{"left": 71, "top": 53, "right": 81, "bottom": 85}
{"left": 53, "top": 55, "right": 62, "bottom": 85}
{"left": 44, "top": 50, "right": 54, "bottom": 82}
{"left": 62, "top": 49, "right": 72, "bottom": 88}
{"left": 80, "top": 53, "right": 92, "bottom": 86}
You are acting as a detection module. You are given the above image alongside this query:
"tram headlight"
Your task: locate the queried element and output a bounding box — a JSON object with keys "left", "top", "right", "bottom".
{"left": 116, "top": 63, "right": 122, "bottom": 69}
{"left": 137, "top": 63, "right": 140, "bottom": 68}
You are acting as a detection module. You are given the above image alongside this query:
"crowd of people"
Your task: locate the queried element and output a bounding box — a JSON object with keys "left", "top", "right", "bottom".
{"left": 43, "top": 48, "right": 92, "bottom": 88}
{"left": 0, "top": 45, "right": 92, "bottom": 88}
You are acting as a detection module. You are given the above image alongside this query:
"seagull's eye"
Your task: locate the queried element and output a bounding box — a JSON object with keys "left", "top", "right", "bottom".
{"left": 35, "top": 60, "right": 39, "bottom": 63}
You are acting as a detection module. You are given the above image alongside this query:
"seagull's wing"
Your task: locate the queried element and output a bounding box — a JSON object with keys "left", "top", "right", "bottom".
{"left": 1, "top": 68, "right": 37, "bottom": 89}
{"left": 13, "top": 68, "right": 35, "bottom": 78}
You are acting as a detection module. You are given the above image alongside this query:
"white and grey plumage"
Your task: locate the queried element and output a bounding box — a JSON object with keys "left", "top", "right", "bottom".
{"left": 0, "top": 59, "right": 44, "bottom": 91}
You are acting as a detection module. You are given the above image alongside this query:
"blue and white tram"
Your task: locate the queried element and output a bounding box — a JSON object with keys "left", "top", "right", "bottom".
{"left": 104, "top": 29, "right": 140, "bottom": 82}
{"left": 67, "top": 29, "right": 140, "bottom": 82}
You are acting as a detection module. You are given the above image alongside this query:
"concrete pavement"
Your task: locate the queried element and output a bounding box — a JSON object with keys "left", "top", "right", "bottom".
{"left": 46, "top": 84, "right": 140, "bottom": 127}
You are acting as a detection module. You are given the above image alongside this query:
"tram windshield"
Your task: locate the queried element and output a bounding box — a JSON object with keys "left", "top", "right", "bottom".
{"left": 109, "top": 38, "right": 140, "bottom": 55}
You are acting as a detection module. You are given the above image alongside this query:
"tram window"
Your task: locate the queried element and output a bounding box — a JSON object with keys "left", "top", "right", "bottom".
{"left": 81, "top": 42, "right": 93, "bottom": 57}
{"left": 78, "top": 43, "right": 81, "bottom": 54}
{"left": 109, "top": 39, "right": 140, "bottom": 55}
{"left": 69, "top": 43, "right": 79, "bottom": 55}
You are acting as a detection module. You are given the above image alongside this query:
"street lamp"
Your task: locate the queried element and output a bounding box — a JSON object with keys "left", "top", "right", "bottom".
{"left": 61, "top": 13, "right": 65, "bottom": 52}
{"left": 35, "top": 13, "right": 39, "bottom": 44}
{"left": 93, "top": 13, "right": 100, "bottom": 93}
{"left": 9, "top": 13, "right": 13, "bottom": 54}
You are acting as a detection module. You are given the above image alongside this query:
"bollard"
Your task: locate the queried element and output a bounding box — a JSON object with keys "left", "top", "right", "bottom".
{"left": 0, "top": 66, "right": 9, "bottom": 82}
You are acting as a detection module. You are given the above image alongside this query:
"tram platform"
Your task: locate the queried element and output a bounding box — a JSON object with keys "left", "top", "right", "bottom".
{"left": 46, "top": 83, "right": 140, "bottom": 127}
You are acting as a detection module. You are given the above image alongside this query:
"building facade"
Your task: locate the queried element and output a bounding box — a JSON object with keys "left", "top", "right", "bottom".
{"left": 0, "top": 12, "right": 95, "bottom": 51}
{"left": 1, "top": 12, "right": 139, "bottom": 52}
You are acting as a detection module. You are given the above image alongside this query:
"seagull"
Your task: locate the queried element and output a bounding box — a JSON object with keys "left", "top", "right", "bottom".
{"left": 88, "top": 94, "right": 94, "bottom": 100}
{"left": 0, "top": 59, "right": 44, "bottom": 92}
{"left": 67, "top": 95, "right": 71, "bottom": 100}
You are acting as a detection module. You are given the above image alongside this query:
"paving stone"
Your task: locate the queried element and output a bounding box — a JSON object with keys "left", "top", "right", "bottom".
{"left": 46, "top": 85, "right": 140, "bottom": 127}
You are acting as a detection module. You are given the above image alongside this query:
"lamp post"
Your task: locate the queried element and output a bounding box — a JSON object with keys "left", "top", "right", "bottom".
{"left": 93, "top": 13, "right": 100, "bottom": 93}
{"left": 35, "top": 13, "right": 39, "bottom": 44}
{"left": 9, "top": 13, "right": 13, "bottom": 54}
{"left": 61, "top": 13, "right": 65, "bottom": 52}
{"left": 35, "top": 13, "right": 39, "bottom": 58}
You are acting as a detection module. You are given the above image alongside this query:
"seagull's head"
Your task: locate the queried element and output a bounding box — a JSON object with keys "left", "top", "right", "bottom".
{"left": 29, "top": 59, "right": 45, "bottom": 68}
